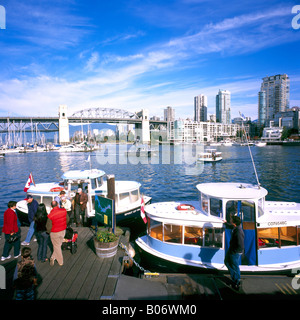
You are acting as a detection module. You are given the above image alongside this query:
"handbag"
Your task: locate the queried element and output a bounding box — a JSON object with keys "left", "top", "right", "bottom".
{"left": 7, "top": 233, "right": 18, "bottom": 243}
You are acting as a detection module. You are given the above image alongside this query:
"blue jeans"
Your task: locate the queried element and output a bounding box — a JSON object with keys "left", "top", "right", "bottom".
{"left": 2, "top": 231, "right": 21, "bottom": 257}
{"left": 36, "top": 231, "right": 49, "bottom": 261}
{"left": 25, "top": 221, "right": 35, "bottom": 243}
{"left": 15, "top": 286, "right": 35, "bottom": 300}
{"left": 224, "top": 251, "right": 242, "bottom": 285}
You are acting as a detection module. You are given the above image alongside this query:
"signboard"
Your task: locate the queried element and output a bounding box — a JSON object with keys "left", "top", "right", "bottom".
{"left": 95, "top": 196, "right": 114, "bottom": 230}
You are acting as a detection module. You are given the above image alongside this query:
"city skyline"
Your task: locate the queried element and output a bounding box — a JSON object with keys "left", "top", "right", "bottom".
{"left": 0, "top": 1, "right": 299, "bottom": 121}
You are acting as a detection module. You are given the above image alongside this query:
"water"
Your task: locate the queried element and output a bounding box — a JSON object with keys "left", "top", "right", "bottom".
{"left": 1, "top": 145, "right": 300, "bottom": 226}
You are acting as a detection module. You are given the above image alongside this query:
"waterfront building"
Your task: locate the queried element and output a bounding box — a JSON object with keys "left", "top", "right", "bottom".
{"left": 258, "top": 74, "right": 290, "bottom": 126}
{"left": 168, "top": 119, "right": 245, "bottom": 143}
{"left": 261, "top": 125, "right": 283, "bottom": 141}
{"left": 274, "top": 107, "right": 300, "bottom": 130}
{"left": 216, "top": 90, "right": 231, "bottom": 124}
{"left": 194, "top": 94, "right": 207, "bottom": 122}
{"left": 164, "top": 106, "right": 175, "bottom": 122}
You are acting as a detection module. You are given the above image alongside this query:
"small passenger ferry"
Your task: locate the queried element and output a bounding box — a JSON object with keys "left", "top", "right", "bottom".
{"left": 197, "top": 149, "right": 222, "bottom": 162}
{"left": 136, "top": 182, "right": 300, "bottom": 272}
{"left": 17, "top": 169, "right": 151, "bottom": 225}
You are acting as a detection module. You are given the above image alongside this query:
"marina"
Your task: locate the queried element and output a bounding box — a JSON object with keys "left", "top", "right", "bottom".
{"left": 0, "top": 144, "right": 300, "bottom": 300}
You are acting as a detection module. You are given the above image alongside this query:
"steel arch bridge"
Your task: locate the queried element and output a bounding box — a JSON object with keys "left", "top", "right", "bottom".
{"left": 0, "top": 107, "right": 167, "bottom": 134}
{"left": 71, "top": 107, "right": 139, "bottom": 120}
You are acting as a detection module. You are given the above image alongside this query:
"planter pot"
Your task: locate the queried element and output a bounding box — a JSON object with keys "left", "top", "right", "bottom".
{"left": 94, "top": 238, "right": 119, "bottom": 258}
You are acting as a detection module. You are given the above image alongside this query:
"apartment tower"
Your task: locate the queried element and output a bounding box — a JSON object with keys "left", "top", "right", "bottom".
{"left": 194, "top": 94, "right": 207, "bottom": 122}
{"left": 258, "top": 74, "right": 290, "bottom": 126}
{"left": 216, "top": 89, "right": 231, "bottom": 124}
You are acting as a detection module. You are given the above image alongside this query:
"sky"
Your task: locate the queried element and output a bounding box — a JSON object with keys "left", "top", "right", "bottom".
{"left": 0, "top": 0, "right": 300, "bottom": 121}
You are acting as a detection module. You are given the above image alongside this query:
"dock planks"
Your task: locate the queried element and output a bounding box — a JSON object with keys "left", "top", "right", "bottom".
{"left": 0, "top": 226, "right": 129, "bottom": 300}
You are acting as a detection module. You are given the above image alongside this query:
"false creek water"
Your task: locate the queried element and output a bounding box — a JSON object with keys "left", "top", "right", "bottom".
{"left": 0, "top": 144, "right": 300, "bottom": 225}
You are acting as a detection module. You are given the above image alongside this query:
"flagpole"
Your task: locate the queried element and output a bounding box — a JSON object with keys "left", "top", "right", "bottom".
{"left": 31, "top": 172, "right": 36, "bottom": 186}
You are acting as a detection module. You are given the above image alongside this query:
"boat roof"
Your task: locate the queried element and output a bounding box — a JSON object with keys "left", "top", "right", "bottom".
{"left": 196, "top": 182, "right": 268, "bottom": 200}
{"left": 61, "top": 169, "right": 105, "bottom": 180}
{"left": 145, "top": 201, "right": 223, "bottom": 226}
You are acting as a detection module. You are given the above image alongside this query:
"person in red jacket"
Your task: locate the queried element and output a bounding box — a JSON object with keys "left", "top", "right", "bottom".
{"left": 46, "top": 201, "right": 69, "bottom": 266}
{"left": 1, "top": 201, "right": 21, "bottom": 261}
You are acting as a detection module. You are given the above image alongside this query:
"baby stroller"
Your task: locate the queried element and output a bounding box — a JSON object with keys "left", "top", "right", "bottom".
{"left": 62, "top": 227, "right": 78, "bottom": 254}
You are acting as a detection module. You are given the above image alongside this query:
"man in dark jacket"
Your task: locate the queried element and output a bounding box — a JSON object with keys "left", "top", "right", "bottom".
{"left": 21, "top": 195, "right": 38, "bottom": 246}
{"left": 224, "top": 215, "right": 244, "bottom": 290}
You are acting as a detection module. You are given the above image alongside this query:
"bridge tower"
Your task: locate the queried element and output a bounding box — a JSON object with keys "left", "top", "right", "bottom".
{"left": 136, "top": 109, "right": 150, "bottom": 144}
{"left": 58, "top": 105, "right": 70, "bottom": 144}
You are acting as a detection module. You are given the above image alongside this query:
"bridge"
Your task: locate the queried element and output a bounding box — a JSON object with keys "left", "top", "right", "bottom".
{"left": 0, "top": 106, "right": 167, "bottom": 144}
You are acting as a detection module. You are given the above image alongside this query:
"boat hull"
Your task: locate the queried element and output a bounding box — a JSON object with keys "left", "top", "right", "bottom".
{"left": 136, "top": 235, "right": 300, "bottom": 274}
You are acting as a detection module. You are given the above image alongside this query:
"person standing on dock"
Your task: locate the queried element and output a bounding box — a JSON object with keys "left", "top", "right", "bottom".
{"left": 1, "top": 201, "right": 21, "bottom": 261}
{"left": 47, "top": 201, "right": 69, "bottom": 266}
{"left": 34, "top": 203, "right": 49, "bottom": 262}
{"left": 224, "top": 215, "right": 244, "bottom": 291}
{"left": 21, "top": 195, "right": 38, "bottom": 246}
{"left": 74, "top": 188, "right": 88, "bottom": 227}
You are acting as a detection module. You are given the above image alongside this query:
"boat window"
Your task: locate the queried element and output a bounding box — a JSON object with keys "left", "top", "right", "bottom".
{"left": 149, "top": 219, "right": 163, "bottom": 241}
{"left": 42, "top": 196, "right": 53, "bottom": 213}
{"left": 210, "top": 198, "right": 222, "bottom": 218}
{"left": 241, "top": 201, "right": 255, "bottom": 222}
{"left": 119, "top": 192, "right": 130, "bottom": 206}
{"left": 201, "top": 193, "right": 209, "bottom": 214}
{"left": 257, "top": 228, "right": 280, "bottom": 248}
{"left": 97, "top": 177, "right": 103, "bottom": 187}
{"left": 280, "top": 227, "right": 298, "bottom": 247}
{"left": 31, "top": 195, "right": 41, "bottom": 203}
{"left": 204, "top": 228, "right": 223, "bottom": 248}
{"left": 163, "top": 224, "right": 182, "bottom": 244}
{"left": 91, "top": 179, "right": 97, "bottom": 190}
{"left": 258, "top": 198, "right": 264, "bottom": 217}
{"left": 226, "top": 200, "right": 255, "bottom": 223}
{"left": 130, "top": 189, "right": 139, "bottom": 203}
{"left": 184, "top": 226, "right": 203, "bottom": 245}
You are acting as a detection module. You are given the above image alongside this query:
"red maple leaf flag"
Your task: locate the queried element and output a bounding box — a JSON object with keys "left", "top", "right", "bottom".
{"left": 24, "top": 173, "right": 35, "bottom": 192}
{"left": 140, "top": 196, "right": 147, "bottom": 224}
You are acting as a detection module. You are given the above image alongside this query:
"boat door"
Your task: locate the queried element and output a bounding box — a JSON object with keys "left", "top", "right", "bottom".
{"left": 225, "top": 200, "right": 257, "bottom": 266}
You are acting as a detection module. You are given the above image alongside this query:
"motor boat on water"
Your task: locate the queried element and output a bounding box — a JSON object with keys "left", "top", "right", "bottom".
{"left": 255, "top": 141, "right": 267, "bottom": 147}
{"left": 136, "top": 182, "right": 300, "bottom": 273}
{"left": 16, "top": 169, "right": 151, "bottom": 226}
{"left": 197, "top": 148, "right": 222, "bottom": 163}
{"left": 125, "top": 144, "right": 157, "bottom": 157}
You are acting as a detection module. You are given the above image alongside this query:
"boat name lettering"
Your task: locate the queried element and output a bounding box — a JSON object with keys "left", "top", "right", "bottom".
{"left": 267, "top": 221, "right": 287, "bottom": 226}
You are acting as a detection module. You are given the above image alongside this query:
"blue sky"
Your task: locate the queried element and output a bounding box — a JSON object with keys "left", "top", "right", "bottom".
{"left": 0, "top": 0, "right": 299, "bottom": 120}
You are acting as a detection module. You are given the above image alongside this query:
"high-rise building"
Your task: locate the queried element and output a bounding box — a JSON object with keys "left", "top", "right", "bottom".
{"left": 194, "top": 94, "right": 207, "bottom": 122}
{"left": 258, "top": 91, "right": 266, "bottom": 126}
{"left": 258, "top": 74, "right": 290, "bottom": 126}
{"left": 216, "top": 90, "right": 231, "bottom": 124}
{"left": 164, "top": 106, "right": 175, "bottom": 122}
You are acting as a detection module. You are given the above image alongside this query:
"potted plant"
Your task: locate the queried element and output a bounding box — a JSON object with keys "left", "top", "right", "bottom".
{"left": 93, "top": 227, "right": 121, "bottom": 258}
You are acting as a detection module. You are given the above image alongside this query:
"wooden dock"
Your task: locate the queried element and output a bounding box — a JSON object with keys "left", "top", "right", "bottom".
{"left": 0, "top": 226, "right": 130, "bottom": 300}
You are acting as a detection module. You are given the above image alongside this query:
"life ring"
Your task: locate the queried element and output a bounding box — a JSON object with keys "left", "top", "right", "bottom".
{"left": 176, "top": 204, "right": 195, "bottom": 211}
{"left": 50, "top": 187, "right": 64, "bottom": 192}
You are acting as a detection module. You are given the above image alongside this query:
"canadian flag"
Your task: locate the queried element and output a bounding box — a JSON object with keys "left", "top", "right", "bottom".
{"left": 24, "top": 173, "right": 35, "bottom": 192}
{"left": 140, "top": 196, "right": 147, "bottom": 224}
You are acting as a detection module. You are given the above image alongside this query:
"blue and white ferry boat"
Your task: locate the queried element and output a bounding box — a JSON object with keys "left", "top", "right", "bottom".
{"left": 17, "top": 169, "right": 151, "bottom": 225}
{"left": 136, "top": 182, "right": 300, "bottom": 272}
